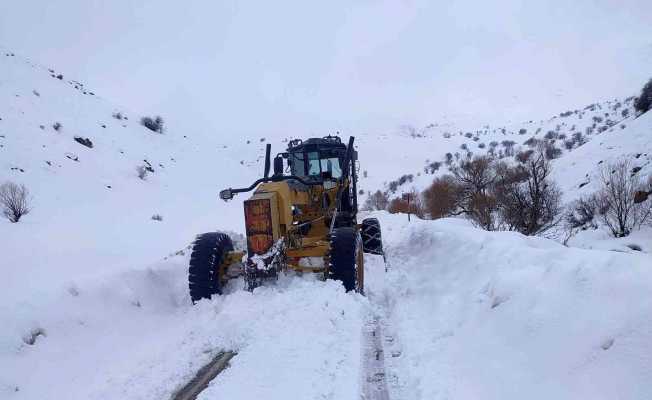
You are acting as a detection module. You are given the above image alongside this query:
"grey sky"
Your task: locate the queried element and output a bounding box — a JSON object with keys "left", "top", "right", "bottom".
{"left": 1, "top": 0, "right": 651, "bottom": 136}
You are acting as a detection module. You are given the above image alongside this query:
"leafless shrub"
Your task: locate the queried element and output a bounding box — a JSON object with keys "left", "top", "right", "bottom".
{"left": 634, "top": 78, "right": 652, "bottom": 115}
{"left": 52, "top": 122, "right": 62, "bottom": 131}
{"left": 362, "top": 190, "right": 390, "bottom": 211}
{"left": 493, "top": 152, "right": 562, "bottom": 235}
{"left": 423, "top": 174, "right": 460, "bottom": 219}
{"left": 424, "top": 161, "right": 442, "bottom": 174}
{"left": 566, "top": 195, "right": 598, "bottom": 229}
{"left": 388, "top": 191, "right": 424, "bottom": 217}
{"left": 523, "top": 137, "right": 539, "bottom": 148}
{"left": 151, "top": 214, "right": 163, "bottom": 221}
{"left": 452, "top": 156, "right": 498, "bottom": 230}
{"left": 136, "top": 165, "right": 148, "bottom": 180}
{"left": 501, "top": 140, "right": 516, "bottom": 157}
{"left": 543, "top": 141, "right": 562, "bottom": 159}
{"left": 594, "top": 160, "right": 650, "bottom": 237}
{"left": 0, "top": 182, "right": 31, "bottom": 223}
{"left": 515, "top": 149, "right": 534, "bottom": 163}
{"left": 140, "top": 116, "right": 164, "bottom": 133}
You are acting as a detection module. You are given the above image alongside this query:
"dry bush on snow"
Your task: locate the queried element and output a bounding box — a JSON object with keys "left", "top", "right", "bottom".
{"left": 140, "top": 115, "right": 164, "bottom": 133}
{"left": 136, "top": 165, "right": 148, "bottom": 180}
{"left": 452, "top": 156, "right": 499, "bottom": 230}
{"left": 423, "top": 174, "right": 460, "bottom": 219}
{"left": 388, "top": 191, "right": 424, "bottom": 218}
{"left": 594, "top": 160, "right": 650, "bottom": 237}
{"left": 362, "top": 190, "right": 389, "bottom": 211}
{"left": 0, "top": 182, "right": 31, "bottom": 223}
{"left": 493, "top": 153, "right": 562, "bottom": 235}
{"left": 634, "top": 78, "right": 652, "bottom": 115}
{"left": 566, "top": 195, "right": 598, "bottom": 230}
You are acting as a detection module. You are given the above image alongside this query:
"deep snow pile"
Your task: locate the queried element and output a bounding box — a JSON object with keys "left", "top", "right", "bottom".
{"left": 1, "top": 252, "right": 368, "bottom": 399}
{"left": 367, "top": 212, "right": 652, "bottom": 400}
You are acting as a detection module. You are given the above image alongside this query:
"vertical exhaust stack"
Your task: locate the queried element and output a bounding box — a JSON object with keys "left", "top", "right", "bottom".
{"left": 264, "top": 143, "right": 271, "bottom": 178}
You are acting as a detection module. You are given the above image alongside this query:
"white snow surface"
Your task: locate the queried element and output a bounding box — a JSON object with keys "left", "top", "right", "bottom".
{"left": 367, "top": 212, "right": 652, "bottom": 400}
{"left": 2, "top": 257, "right": 368, "bottom": 399}
{"left": 2, "top": 51, "right": 652, "bottom": 399}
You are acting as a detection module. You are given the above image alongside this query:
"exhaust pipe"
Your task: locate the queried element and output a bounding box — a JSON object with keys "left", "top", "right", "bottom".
{"left": 264, "top": 143, "right": 271, "bottom": 178}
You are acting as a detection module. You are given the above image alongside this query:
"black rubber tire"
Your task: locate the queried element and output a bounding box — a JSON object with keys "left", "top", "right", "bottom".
{"left": 188, "top": 232, "right": 233, "bottom": 303}
{"left": 361, "top": 218, "right": 383, "bottom": 255}
{"left": 328, "top": 227, "right": 358, "bottom": 292}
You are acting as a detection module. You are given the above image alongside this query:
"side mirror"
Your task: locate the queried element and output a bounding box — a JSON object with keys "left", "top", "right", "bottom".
{"left": 321, "top": 170, "right": 333, "bottom": 180}
{"left": 273, "top": 156, "right": 284, "bottom": 176}
{"left": 219, "top": 188, "right": 234, "bottom": 201}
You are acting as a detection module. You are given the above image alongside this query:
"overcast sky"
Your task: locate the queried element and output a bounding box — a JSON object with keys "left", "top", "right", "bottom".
{"left": 1, "top": 0, "right": 651, "bottom": 136}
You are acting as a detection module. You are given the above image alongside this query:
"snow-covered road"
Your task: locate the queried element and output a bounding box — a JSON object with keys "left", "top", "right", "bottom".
{"left": 2, "top": 256, "right": 370, "bottom": 399}
{"left": 3, "top": 212, "right": 652, "bottom": 399}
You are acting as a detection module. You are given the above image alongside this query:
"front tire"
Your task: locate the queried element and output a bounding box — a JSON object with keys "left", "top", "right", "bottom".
{"left": 188, "top": 232, "right": 233, "bottom": 303}
{"left": 328, "top": 227, "right": 363, "bottom": 293}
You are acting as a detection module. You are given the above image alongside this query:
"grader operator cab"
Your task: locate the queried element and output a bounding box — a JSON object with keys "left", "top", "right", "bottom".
{"left": 187, "top": 136, "right": 384, "bottom": 302}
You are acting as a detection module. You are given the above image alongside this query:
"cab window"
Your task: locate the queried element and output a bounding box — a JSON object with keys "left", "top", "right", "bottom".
{"left": 289, "top": 151, "right": 344, "bottom": 179}
{"left": 307, "top": 152, "right": 321, "bottom": 176}
{"left": 320, "top": 157, "right": 342, "bottom": 178}
{"left": 290, "top": 153, "right": 306, "bottom": 177}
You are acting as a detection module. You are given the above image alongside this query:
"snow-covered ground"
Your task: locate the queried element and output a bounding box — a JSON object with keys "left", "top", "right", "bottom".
{"left": 2, "top": 50, "right": 652, "bottom": 399}
{"left": 367, "top": 212, "right": 652, "bottom": 400}
{"left": 2, "top": 253, "right": 369, "bottom": 399}
{"left": 5, "top": 210, "right": 651, "bottom": 399}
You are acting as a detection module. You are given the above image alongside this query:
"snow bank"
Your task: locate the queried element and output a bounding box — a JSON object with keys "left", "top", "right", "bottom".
{"left": 1, "top": 252, "right": 367, "bottom": 399}
{"left": 368, "top": 212, "right": 652, "bottom": 400}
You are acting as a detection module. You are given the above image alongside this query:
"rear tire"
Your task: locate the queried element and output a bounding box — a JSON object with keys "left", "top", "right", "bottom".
{"left": 328, "top": 227, "right": 362, "bottom": 292}
{"left": 361, "top": 218, "right": 383, "bottom": 255}
{"left": 188, "top": 232, "right": 233, "bottom": 303}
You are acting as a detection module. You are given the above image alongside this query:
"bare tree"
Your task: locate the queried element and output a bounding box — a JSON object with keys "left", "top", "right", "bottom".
{"left": 452, "top": 156, "right": 498, "bottom": 230}
{"left": 0, "top": 182, "right": 31, "bottom": 223}
{"left": 494, "top": 152, "right": 562, "bottom": 235}
{"left": 595, "top": 160, "right": 650, "bottom": 237}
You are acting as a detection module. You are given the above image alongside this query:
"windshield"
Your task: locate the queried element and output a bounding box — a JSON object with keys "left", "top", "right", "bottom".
{"left": 290, "top": 151, "right": 343, "bottom": 179}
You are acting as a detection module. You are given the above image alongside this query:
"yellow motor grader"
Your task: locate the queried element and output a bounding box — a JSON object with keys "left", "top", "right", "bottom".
{"left": 187, "top": 136, "right": 384, "bottom": 302}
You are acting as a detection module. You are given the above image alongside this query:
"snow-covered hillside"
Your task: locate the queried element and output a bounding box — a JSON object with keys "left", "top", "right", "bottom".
{"left": 2, "top": 50, "right": 652, "bottom": 400}
{"left": 361, "top": 96, "right": 651, "bottom": 204}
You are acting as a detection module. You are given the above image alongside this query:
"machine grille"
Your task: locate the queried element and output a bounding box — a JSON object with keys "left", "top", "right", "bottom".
{"left": 244, "top": 198, "right": 274, "bottom": 255}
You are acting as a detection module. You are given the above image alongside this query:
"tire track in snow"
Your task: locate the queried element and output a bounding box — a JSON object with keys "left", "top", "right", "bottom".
{"left": 361, "top": 317, "right": 390, "bottom": 400}
{"left": 171, "top": 351, "right": 236, "bottom": 400}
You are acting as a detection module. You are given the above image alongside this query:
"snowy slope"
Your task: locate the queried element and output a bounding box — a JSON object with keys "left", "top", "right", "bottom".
{"left": 553, "top": 110, "right": 652, "bottom": 200}
{"left": 356, "top": 97, "right": 648, "bottom": 204}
